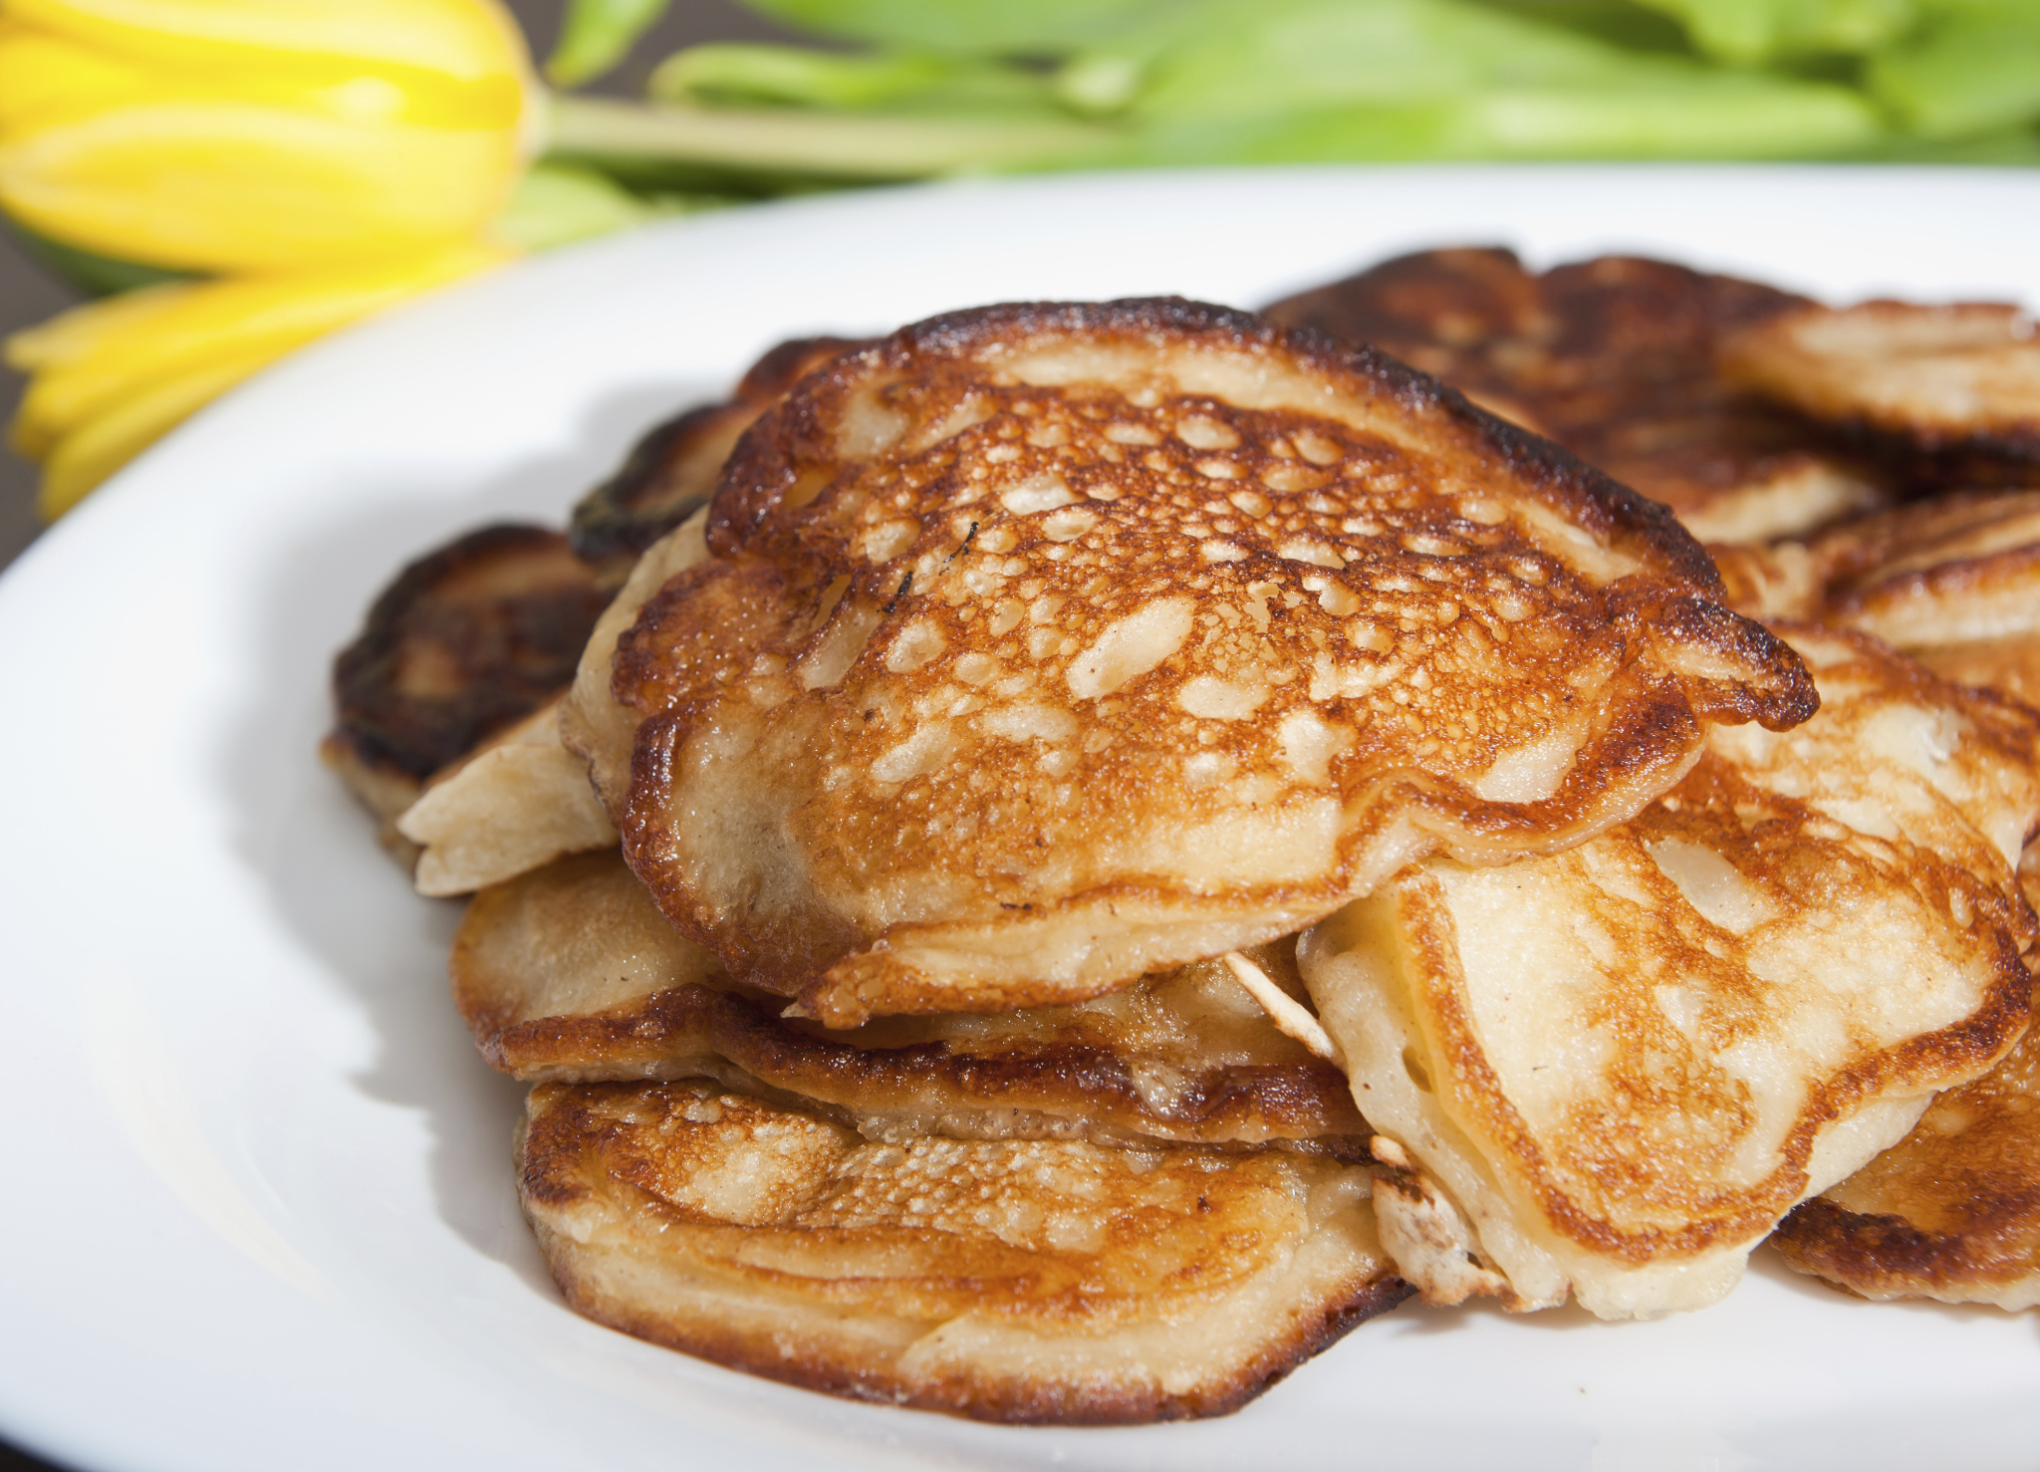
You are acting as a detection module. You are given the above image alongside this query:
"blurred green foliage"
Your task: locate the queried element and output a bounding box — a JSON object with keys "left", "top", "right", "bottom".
{"left": 537, "top": 0, "right": 2040, "bottom": 191}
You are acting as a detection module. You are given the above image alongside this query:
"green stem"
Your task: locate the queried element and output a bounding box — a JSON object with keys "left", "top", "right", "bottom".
{"left": 540, "top": 93, "right": 1114, "bottom": 186}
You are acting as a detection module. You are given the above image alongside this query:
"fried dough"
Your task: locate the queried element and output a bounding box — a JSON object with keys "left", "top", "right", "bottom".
{"left": 1707, "top": 540, "right": 1825, "bottom": 623}
{"left": 594, "top": 297, "right": 1815, "bottom": 1028}
{"left": 1810, "top": 490, "right": 2040, "bottom": 708}
{"left": 517, "top": 1079, "right": 1406, "bottom": 1422}
{"left": 559, "top": 507, "right": 708, "bottom": 816}
{"left": 570, "top": 337, "right": 871, "bottom": 574}
{"left": 455, "top": 850, "right": 1365, "bottom": 1153}
{"left": 1722, "top": 301, "right": 2040, "bottom": 462}
{"left": 1262, "top": 248, "right": 1889, "bottom": 543}
{"left": 322, "top": 524, "right": 608, "bottom": 853}
{"left": 1298, "top": 628, "right": 2040, "bottom": 1319}
{"left": 1771, "top": 1002, "right": 2040, "bottom": 1310}
{"left": 396, "top": 699, "right": 617, "bottom": 897}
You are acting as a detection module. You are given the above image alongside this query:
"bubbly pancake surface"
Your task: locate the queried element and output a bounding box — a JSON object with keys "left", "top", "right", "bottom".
{"left": 1299, "top": 628, "right": 2040, "bottom": 1319}
{"left": 517, "top": 1078, "right": 1406, "bottom": 1423}
{"left": 1261, "top": 248, "right": 1887, "bottom": 543}
{"left": 1772, "top": 1010, "right": 2040, "bottom": 1310}
{"left": 602, "top": 297, "right": 1815, "bottom": 1027}
{"left": 454, "top": 849, "right": 1365, "bottom": 1152}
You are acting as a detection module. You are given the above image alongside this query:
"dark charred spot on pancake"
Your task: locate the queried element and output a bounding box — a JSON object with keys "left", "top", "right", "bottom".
{"left": 328, "top": 524, "right": 606, "bottom": 794}
{"left": 570, "top": 336, "right": 872, "bottom": 573}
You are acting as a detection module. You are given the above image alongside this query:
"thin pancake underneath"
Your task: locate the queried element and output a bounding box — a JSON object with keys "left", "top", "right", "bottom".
{"left": 454, "top": 849, "right": 1365, "bottom": 1152}
{"left": 517, "top": 1079, "right": 1406, "bottom": 1423}
{"left": 1771, "top": 1013, "right": 2040, "bottom": 1310}
{"left": 607, "top": 297, "right": 1814, "bottom": 1027}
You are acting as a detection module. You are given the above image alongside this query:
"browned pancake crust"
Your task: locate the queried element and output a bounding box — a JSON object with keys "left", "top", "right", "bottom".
{"left": 1799, "top": 490, "right": 2040, "bottom": 708}
{"left": 1263, "top": 248, "right": 1886, "bottom": 542}
{"left": 1815, "top": 489, "right": 2040, "bottom": 642}
{"left": 324, "top": 524, "right": 608, "bottom": 817}
{"left": 570, "top": 337, "right": 871, "bottom": 572}
{"left": 1707, "top": 540, "right": 1825, "bottom": 623}
{"left": 454, "top": 851, "right": 1366, "bottom": 1153}
{"left": 611, "top": 297, "right": 1815, "bottom": 1026}
{"left": 517, "top": 1079, "right": 1409, "bottom": 1422}
{"left": 1772, "top": 1007, "right": 2040, "bottom": 1307}
{"left": 1723, "top": 301, "right": 2040, "bottom": 463}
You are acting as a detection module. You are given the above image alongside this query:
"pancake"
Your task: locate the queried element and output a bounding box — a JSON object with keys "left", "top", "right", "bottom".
{"left": 1722, "top": 300, "right": 2040, "bottom": 463}
{"left": 395, "top": 699, "right": 617, "bottom": 897}
{"left": 322, "top": 523, "right": 608, "bottom": 855}
{"left": 1297, "top": 627, "right": 2040, "bottom": 1319}
{"left": 1810, "top": 490, "right": 2040, "bottom": 708}
{"left": 454, "top": 849, "right": 1366, "bottom": 1153}
{"left": 570, "top": 336, "right": 871, "bottom": 575}
{"left": 1771, "top": 1002, "right": 2040, "bottom": 1311}
{"left": 1262, "top": 248, "right": 1889, "bottom": 543}
{"left": 1707, "top": 540, "right": 1825, "bottom": 623}
{"left": 588, "top": 297, "right": 1816, "bottom": 1028}
{"left": 517, "top": 1078, "right": 1407, "bottom": 1423}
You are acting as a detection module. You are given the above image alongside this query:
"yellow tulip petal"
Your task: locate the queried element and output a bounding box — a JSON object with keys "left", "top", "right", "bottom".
{"left": 36, "top": 343, "right": 273, "bottom": 520}
{"left": 6, "top": 0, "right": 531, "bottom": 94}
{"left": 0, "top": 99, "right": 521, "bottom": 270}
{"left": 0, "top": 22, "right": 521, "bottom": 134}
{"left": 13, "top": 244, "right": 503, "bottom": 453}
{"left": 4, "top": 275, "right": 185, "bottom": 372}
{"left": 0, "top": 20, "right": 154, "bottom": 132}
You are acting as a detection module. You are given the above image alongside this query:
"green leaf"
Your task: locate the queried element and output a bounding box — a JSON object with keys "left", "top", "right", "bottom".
{"left": 1069, "top": 0, "right": 1885, "bottom": 147}
{"left": 542, "top": 95, "right": 1117, "bottom": 191}
{"left": 729, "top": 0, "right": 1191, "bottom": 54}
{"left": 1111, "top": 0, "right": 1635, "bottom": 120}
{"left": 649, "top": 43, "right": 1056, "bottom": 114}
{"left": 492, "top": 163, "right": 708, "bottom": 251}
{"left": 1869, "top": 4, "right": 2040, "bottom": 138}
{"left": 1473, "top": 1, "right": 1693, "bottom": 55}
{"left": 548, "top": 0, "right": 672, "bottom": 87}
{"left": 4, "top": 220, "right": 191, "bottom": 298}
{"left": 1862, "top": 123, "right": 2040, "bottom": 163}
{"left": 1090, "top": 72, "right": 1883, "bottom": 164}
{"left": 1627, "top": 0, "right": 1918, "bottom": 63}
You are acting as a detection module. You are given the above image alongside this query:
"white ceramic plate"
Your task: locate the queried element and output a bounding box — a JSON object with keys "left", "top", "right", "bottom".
{"left": 3, "top": 167, "right": 2039, "bottom": 1472}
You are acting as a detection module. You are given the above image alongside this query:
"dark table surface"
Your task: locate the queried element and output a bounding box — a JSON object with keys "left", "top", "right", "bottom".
{"left": 0, "top": 6, "right": 783, "bottom": 1467}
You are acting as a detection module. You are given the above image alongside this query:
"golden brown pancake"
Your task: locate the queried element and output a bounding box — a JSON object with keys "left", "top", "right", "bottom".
{"left": 1722, "top": 300, "right": 2040, "bottom": 462}
{"left": 1771, "top": 1002, "right": 2040, "bottom": 1311}
{"left": 1262, "top": 248, "right": 1889, "bottom": 543}
{"left": 1298, "top": 627, "right": 2040, "bottom": 1319}
{"left": 1808, "top": 490, "right": 2040, "bottom": 709}
{"left": 322, "top": 523, "right": 608, "bottom": 852}
{"left": 517, "top": 1078, "right": 1407, "bottom": 1422}
{"left": 570, "top": 336, "right": 871, "bottom": 575}
{"left": 588, "top": 297, "right": 1816, "bottom": 1029}
{"left": 1706, "top": 540, "right": 1825, "bottom": 623}
{"left": 455, "top": 849, "right": 1365, "bottom": 1154}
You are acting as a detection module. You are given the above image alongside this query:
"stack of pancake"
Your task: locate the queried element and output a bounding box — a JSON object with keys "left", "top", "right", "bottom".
{"left": 324, "top": 260, "right": 2040, "bottom": 1422}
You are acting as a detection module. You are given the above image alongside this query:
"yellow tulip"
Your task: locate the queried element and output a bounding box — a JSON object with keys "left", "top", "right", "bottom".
{"left": 10, "top": 242, "right": 507, "bottom": 517}
{"left": 0, "top": 0, "right": 534, "bottom": 271}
